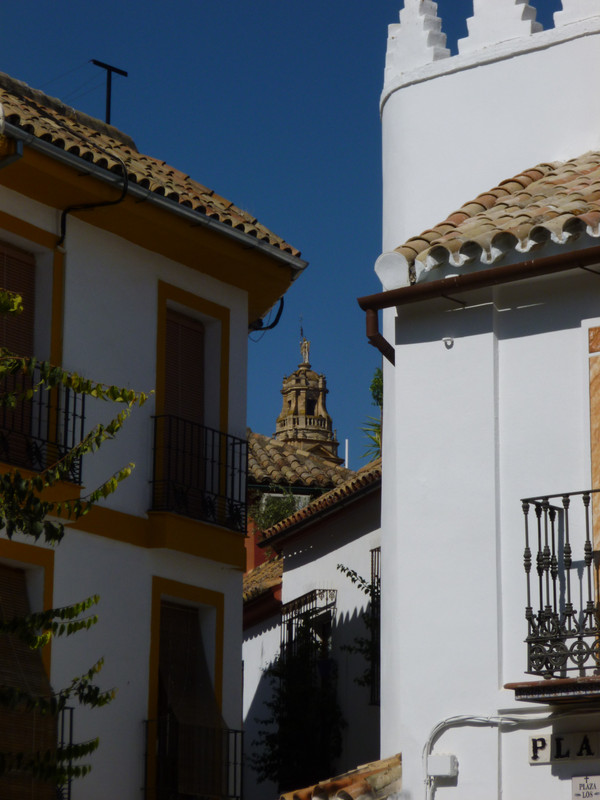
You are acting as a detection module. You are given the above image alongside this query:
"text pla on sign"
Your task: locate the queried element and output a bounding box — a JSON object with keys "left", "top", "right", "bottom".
{"left": 530, "top": 733, "right": 600, "bottom": 764}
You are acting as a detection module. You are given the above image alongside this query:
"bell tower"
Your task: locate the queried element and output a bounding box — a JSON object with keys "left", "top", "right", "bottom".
{"left": 274, "top": 337, "right": 341, "bottom": 463}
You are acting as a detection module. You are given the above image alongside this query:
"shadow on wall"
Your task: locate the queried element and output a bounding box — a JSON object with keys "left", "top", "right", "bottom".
{"left": 243, "top": 605, "right": 380, "bottom": 800}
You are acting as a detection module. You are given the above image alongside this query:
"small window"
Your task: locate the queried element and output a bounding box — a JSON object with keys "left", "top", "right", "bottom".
{"left": 280, "top": 589, "right": 337, "bottom": 663}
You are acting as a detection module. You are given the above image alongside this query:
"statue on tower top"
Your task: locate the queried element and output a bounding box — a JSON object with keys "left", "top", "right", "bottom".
{"left": 300, "top": 336, "right": 310, "bottom": 365}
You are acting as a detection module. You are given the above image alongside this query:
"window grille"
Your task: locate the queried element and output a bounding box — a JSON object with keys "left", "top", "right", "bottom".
{"left": 280, "top": 589, "right": 337, "bottom": 663}
{"left": 370, "top": 547, "right": 381, "bottom": 705}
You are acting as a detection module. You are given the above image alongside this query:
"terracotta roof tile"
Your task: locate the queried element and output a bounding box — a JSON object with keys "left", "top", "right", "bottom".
{"left": 400, "top": 153, "right": 600, "bottom": 279}
{"left": 0, "top": 71, "right": 299, "bottom": 257}
{"left": 279, "top": 754, "right": 401, "bottom": 800}
{"left": 262, "top": 459, "right": 381, "bottom": 542}
{"left": 242, "top": 556, "right": 283, "bottom": 602}
{"left": 247, "top": 431, "right": 355, "bottom": 490}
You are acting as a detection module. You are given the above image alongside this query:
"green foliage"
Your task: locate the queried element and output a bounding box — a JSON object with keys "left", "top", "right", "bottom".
{"left": 250, "top": 618, "right": 345, "bottom": 792}
{"left": 362, "top": 367, "right": 383, "bottom": 460}
{"left": 370, "top": 366, "right": 383, "bottom": 408}
{"left": 250, "top": 485, "right": 298, "bottom": 532}
{"left": 336, "top": 564, "right": 379, "bottom": 696}
{"left": 0, "top": 288, "right": 149, "bottom": 787}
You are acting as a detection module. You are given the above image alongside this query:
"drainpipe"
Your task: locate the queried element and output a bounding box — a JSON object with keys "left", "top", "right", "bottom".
{"left": 357, "top": 244, "right": 600, "bottom": 365}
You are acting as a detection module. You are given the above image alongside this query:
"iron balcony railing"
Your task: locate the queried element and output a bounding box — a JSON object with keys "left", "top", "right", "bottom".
{"left": 370, "top": 546, "right": 381, "bottom": 706}
{"left": 144, "top": 717, "right": 242, "bottom": 800}
{"left": 521, "top": 489, "right": 600, "bottom": 678}
{"left": 0, "top": 364, "right": 85, "bottom": 483}
{"left": 151, "top": 415, "right": 247, "bottom": 532}
{"left": 56, "top": 706, "right": 74, "bottom": 800}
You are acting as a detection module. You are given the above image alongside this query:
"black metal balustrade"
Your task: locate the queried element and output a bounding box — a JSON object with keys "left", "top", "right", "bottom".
{"left": 370, "top": 546, "right": 381, "bottom": 706}
{"left": 522, "top": 490, "right": 600, "bottom": 678}
{"left": 0, "top": 365, "right": 85, "bottom": 483}
{"left": 144, "top": 718, "right": 242, "bottom": 800}
{"left": 151, "top": 415, "right": 247, "bottom": 532}
{"left": 56, "top": 707, "right": 74, "bottom": 800}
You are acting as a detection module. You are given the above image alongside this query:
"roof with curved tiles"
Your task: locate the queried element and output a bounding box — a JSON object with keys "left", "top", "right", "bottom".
{"left": 397, "top": 152, "right": 600, "bottom": 283}
{"left": 0, "top": 70, "right": 300, "bottom": 257}
{"left": 247, "top": 430, "right": 355, "bottom": 491}
{"left": 261, "top": 458, "right": 381, "bottom": 543}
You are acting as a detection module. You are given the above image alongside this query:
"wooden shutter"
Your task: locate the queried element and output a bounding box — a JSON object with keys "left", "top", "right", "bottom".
{"left": 164, "top": 309, "right": 204, "bottom": 424}
{"left": 0, "top": 244, "right": 36, "bottom": 469}
{"left": 0, "top": 242, "right": 35, "bottom": 356}
{"left": 0, "top": 564, "right": 55, "bottom": 800}
{"left": 157, "top": 601, "right": 225, "bottom": 796}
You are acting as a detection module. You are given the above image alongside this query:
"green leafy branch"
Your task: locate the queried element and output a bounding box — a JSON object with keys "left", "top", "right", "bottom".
{"left": 0, "top": 595, "right": 100, "bottom": 649}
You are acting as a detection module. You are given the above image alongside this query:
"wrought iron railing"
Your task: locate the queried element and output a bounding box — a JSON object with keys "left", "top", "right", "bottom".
{"left": 370, "top": 546, "right": 381, "bottom": 705}
{"left": 280, "top": 589, "right": 337, "bottom": 664}
{"left": 521, "top": 490, "right": 600, "bottom": 678}
{"left": 144, "top": 717, "right": 242, "bottom": 800}
{"left": 0, "top": 365, "right": 85, "bottom": 483}
{"left": 56, "top": 706, "right": 74, "bottom": 800}
{"left": 151, "top": 416, "right": 247, "bottom": 532}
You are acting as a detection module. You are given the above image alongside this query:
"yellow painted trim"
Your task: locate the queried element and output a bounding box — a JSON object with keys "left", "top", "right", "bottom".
{"left": 147, "top": 512, "right": 246, "bottom": 569}
{"left": 147, "top": 576, "right": 225, "bottom": 791}
{"left": 0, "top": 209, "right": 56, "bottom": 250}
{"left": 0, "top": 463, "right": 82, "bottom": 505}
{"left": 156, "top": 281, "right": 230, "bottom": 432}
{"left": 0, "top": 537, "right": 54, "bottom": 675}
{"left": 69, "top": 505, "right": 246, "bottom": 568}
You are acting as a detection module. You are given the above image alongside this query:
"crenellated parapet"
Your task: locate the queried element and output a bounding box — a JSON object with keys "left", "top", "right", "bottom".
{"left": 384, "top": 0, "right": 449, "bottom": 84}
{"left": 554, "top": 0, "right": 600, "bottom": 25}
{"left": 458, "top": 0, "right": 542, "bottom": 55}
{"left": 384, "top": 1, "right": 600, "bottom": 93}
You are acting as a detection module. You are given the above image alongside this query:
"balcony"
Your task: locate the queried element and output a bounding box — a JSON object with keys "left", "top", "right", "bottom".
{"left": 144, "top": 717, "right": 242, "bottom": 800}
{"left": 509, "top": 490, "right": 600, "bottom": 702}
{"left": 151, "top": 415, "right": 247, "bottom": 533}
{"left": 0, "top": 365, "right": 85, "bottom": 483}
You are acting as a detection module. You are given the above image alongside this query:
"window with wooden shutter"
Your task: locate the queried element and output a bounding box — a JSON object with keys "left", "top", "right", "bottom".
{"left": 0, "top": 564, "right": 55, "bottom": 800}
{"left": 154, "top": 309, "right": 207, "bottom": 516}
{"left": 0, "top": 243, "right": 35, "bottom": 470}
{"left": 164, "top": 308, "right": 205, "bottom": 424}
{"left": 0, "top": 242, "right": 35, "bottom": 357}
{"left": 157, "top": 600, "right": 225, "bottom": 798}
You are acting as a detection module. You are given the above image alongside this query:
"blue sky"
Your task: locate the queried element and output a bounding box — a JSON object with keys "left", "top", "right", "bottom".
{"left": 1, "top": 1, "right": 562, "bottom": 468}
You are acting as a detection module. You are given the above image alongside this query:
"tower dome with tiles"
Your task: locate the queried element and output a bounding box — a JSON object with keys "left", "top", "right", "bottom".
{"left": 274, "top": 337, "right": 341, "bottom": 464}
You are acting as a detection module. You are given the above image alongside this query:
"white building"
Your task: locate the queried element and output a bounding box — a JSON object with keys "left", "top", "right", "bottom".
{"left": 358, "top": 3, "right": 600, "bottom": 799}
{"left": 243, "top": 460, "right": 381, "bottom": 799}
{"left": 0, "top": 71, "right": 305, "bottom": 799}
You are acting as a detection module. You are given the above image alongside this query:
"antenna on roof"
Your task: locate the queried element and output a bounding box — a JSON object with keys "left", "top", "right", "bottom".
{"left": 299, "top": 315, "right": 304, "bottom": 340}
{"left": 90, "top": 59, "right": 128, "bottom": 125}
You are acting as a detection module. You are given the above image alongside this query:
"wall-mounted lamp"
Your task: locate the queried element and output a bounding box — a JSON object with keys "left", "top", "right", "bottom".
{"left": 442, "top": 337, "right": 454, "bottom": 349}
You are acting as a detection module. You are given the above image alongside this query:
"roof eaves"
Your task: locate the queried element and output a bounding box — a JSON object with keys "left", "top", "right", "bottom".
{"left": 3, "top": 120, "right": 307, "bottom": 277}
{"left": 260, "top": 466, "right": 381, "bottom": 549}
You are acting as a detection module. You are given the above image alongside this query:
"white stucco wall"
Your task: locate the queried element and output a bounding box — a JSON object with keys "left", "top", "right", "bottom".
{"left": 243, "top": 615, "right": 281, "bottom": 800}
{"left": 380, "top": 269, "right": 600, "bottom": 799}
{"left": 280, "top": 496, "right": 381, "bottom": 773}
{"left": 378, "top": 8, "right": 600, "bottom": 798}
{"left": 242, "top": 491, "right": 381, "bottom": 798}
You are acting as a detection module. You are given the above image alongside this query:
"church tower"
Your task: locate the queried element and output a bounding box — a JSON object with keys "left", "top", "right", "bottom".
{"left": 274, "top": 337, "right": 341, "bottom": 464}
